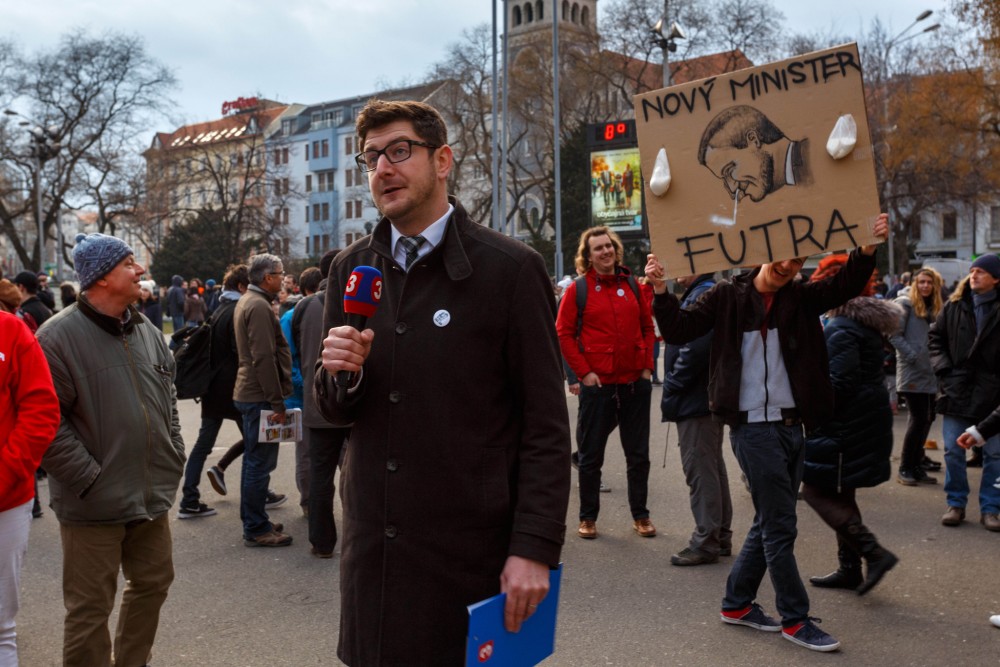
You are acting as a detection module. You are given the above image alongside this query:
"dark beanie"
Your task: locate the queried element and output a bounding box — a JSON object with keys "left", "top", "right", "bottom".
{"left": 72, "top": 233, "right": 134, "bottom": 291}
{"left": 972, "top": 254, "right": 1000, "bottom": 280}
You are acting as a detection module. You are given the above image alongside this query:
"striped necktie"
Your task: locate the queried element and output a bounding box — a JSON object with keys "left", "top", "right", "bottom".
{"left": 399, "top": 235, "right": 426, "bottom": 270}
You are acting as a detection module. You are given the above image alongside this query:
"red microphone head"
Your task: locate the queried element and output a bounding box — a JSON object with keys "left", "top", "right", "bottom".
{"left": 343, "top": 266, "right": 383, "bottom": 318}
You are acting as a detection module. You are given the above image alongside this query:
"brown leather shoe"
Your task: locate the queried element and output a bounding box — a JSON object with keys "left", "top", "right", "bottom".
{"left": 941, "top": 506, "right": 965, "bottom": 527}
{"left": 981, "top": 513, "right": 1000, "bottom": 532}
{"left": 244, "top": 530, "right": 293, "bottom": 547}
{"left": 633, "top": 518, "right": 657, "bottom": 537}
{"left": 578, "top": 520, "right": 597, "bottom": 539}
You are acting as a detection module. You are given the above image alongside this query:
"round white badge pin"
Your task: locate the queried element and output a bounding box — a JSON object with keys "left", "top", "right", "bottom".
{"left": 433, "top": 310, "right": 451, "bottom": 327}
{"left": 617, "top": 288, "right": 625, "bottom": 297}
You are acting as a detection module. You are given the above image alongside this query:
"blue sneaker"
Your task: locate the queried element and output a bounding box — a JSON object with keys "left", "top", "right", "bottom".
{"left": 720, "top": 603, "right": 781, "bottom": 632}
{"left": 782, "top": 618, "right": 840, "bottom": 652}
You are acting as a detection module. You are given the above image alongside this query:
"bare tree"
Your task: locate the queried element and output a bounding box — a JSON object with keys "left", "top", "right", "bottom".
{"left": 0, "top": 30, "right": 176, "bottom": 273}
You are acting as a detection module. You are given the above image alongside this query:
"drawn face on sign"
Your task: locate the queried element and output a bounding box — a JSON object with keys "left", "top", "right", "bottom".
{"left": 703, "top": 141, "right": 775, "bottom": 203}
{"left": 698, "top": 105, "right": 809, "bottom": 204}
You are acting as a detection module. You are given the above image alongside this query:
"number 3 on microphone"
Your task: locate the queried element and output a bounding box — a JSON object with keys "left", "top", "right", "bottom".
{"left": 345, "top": 273, "right": 358, "bottom": 296}
{"left": 371, "top": 278, "right": 383, "bottom": 301}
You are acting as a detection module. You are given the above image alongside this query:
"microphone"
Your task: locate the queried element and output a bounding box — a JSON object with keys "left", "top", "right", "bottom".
{"left": 336, "top": 266, "right": 383, "bottom": 402}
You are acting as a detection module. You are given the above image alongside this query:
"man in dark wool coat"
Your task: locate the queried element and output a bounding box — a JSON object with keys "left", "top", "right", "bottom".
{"left": 315, "top": 98, "right": 571, "bottom": 665}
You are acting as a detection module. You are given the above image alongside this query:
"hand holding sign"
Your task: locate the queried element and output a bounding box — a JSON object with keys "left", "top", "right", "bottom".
{"left": 645, "top": 254, "right": 668, "bottom": 294}
{"left": 860, "top": 213, "right": 889, "bottom": 256}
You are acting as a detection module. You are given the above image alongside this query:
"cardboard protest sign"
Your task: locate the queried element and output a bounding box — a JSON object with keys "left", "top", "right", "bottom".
{"left": 633, "top": 43, "right": 882, "bottom": 278}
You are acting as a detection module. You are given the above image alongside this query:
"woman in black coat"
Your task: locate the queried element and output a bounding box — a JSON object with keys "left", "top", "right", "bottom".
{"left": 802, "top": 256, "right": 904, "bottom": 596}
{"left": 137, "top": 281, "right": 162, "bottom": 330}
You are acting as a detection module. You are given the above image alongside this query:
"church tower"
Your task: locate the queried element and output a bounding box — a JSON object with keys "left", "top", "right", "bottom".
{"left": 507, "top": 0, "right": 598, "bottom": 63}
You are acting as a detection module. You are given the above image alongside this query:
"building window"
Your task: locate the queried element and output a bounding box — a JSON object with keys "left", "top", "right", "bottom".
{"left": 344, "top": 136, "right": 353, "bottom": 155}
{"left": 312, "top": 141, "right": 319, "bottom": 159}
{"left": 282, "top": 147, "right": 289, "bottom": 164}
{"left": 305, "top": 205, "right": 310, "bottom": 223}
{"left": 536, "top": 0, "right": 543, "bottom": 20}
{"left": 318, "top": 171, "right": 333, "bottom": 192}
{"left": 273, "top": 149, "right": 281, "bottom": 165}
{"left": 305, "top": 174, "right": 312, "bottom": 192}
{"left": 525, "top": 3, "right": 533, "bottom": 23}
{"left": 305, "top": 237, "right": 310, "bottom": 255}
{"left": 305, "top": 144, "right": 310, "bottom": 160}
{"left": 942, "top": 211, "right": 957, "bottom": 240}
{"left": 321, "top": 139, "right": 329, "bottom": 158}
{"left": 990, "top": 206, "right": 1000, "bottom": 244}
{"left": 322, "top": 202, "right": 330, "bottom": 220}
{"left": 473, "top": 163, "right": 485, "bottom": 180}
{"left": 282, "top": 178, "right": 289, "bottom": 195}
{"left": 283, "top": 208, "right": 289, "bottom": 225}
{"left": 322, "top": 234, "right": 330, "bottom": 251}
{"left": 314, "top": 234, "right": 321, "bottom": 252}
{"left": 283, "top": 238, "right": 289, "bottom": 255}
{"left": 313, "top": 203, "right": 321, "bottom": 221}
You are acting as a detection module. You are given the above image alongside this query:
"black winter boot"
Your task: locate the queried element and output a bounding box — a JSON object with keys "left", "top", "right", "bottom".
{"left": 809, "top": 534, "right": 863, "bottom": 589}
{"left": 845, "top": 520, "right": 899, "bottom": 596}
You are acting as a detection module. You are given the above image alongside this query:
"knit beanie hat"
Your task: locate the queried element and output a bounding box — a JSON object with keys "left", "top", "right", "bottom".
{"left": 72, "top": 233, "right": 134, "bottom": 291}
{"left": 0, "top": 279, "right": 21, "bottom": 313}
{"left": 971, "top": 254, "right": 1000, "bottom": 280}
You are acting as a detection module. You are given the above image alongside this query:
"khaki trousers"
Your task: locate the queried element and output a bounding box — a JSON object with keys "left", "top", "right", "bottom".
{"left": 60, "top": 514, "right": 174, "bottom": 667}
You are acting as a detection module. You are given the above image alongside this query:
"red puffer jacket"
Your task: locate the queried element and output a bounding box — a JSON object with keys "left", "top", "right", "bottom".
{"left": 0, "top": 311, "right": 59, "bottom": 513}
{"left": 557, "top": 266, "right": 655, "bottom": 385}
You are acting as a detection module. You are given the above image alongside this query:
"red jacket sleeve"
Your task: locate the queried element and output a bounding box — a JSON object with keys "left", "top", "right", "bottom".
{"left": 0, "top": 318, "right": 60, "bottom": 511}
{"left": 555, "top": 281, "right": 590, "bottom": 380}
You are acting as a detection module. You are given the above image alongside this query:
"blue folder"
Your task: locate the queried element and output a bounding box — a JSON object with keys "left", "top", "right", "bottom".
{"left": 465, "top": 564, "right": 563, "bottom": 667}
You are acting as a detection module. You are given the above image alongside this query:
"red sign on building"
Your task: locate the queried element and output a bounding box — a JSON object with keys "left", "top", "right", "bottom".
{"left": 221, "top": 96, "right": 259, "bottom": 116}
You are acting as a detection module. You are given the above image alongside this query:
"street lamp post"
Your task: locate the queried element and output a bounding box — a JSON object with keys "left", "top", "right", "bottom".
{"left": 651, "top": 1, "right": 685, "bottom": 88}
{"left": 4, "top": 109, "right": 61, "bottom": 276}
{"left": 880, "top": 10, "right": 941, "bottom": 280}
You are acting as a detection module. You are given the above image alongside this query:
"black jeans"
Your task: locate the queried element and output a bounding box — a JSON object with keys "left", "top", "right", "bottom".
{"left": 900, "top": 392, "right": 935, "bottom": 471}
{"left": 723, "top": 422, "right": 810, "bottom": 627}
{"left": 577, "top": 379, "right": 651, "bottom": 521}
{"left": 307, "top": 427, "right": 349, "bottom": 554}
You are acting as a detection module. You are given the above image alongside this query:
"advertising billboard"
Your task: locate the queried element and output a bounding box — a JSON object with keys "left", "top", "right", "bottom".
{"left": 590, "top": 146, "right": 643, "bottom": 235}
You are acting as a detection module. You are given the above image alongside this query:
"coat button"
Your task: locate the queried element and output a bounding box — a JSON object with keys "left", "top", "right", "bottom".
{"left": 386, "top": 460, "right": 398, "bottom": 472}
{"left": 395, "top": 322, "right": 408, "bottom": 334}
{"left": 389, "top": 391, "right": 401, "bottom": 403}
{"left": 385, "top": 525, "right": 398, "bottom": 538}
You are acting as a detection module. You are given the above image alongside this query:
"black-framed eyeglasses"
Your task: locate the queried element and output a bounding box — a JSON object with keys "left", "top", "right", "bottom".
{"left": 355, "top": 139, "right": 440, "bottom": 173}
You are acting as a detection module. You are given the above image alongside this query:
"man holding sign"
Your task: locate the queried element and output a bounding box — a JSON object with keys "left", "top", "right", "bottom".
{"left": 645, "top": 213, "right": 887, "bottom": 653}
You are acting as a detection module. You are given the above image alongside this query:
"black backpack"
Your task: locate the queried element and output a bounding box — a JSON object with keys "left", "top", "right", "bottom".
{"left": 171, "top": 318, "right": 215, "bottom": 400}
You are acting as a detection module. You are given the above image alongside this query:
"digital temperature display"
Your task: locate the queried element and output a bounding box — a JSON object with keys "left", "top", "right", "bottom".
{"left": 593, "top": 120, "right": 635, "bottom": 144}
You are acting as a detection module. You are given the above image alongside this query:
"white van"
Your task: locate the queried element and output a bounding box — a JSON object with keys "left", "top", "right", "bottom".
{"left": 921, "top": 258, "right": 971, "bottom": 288}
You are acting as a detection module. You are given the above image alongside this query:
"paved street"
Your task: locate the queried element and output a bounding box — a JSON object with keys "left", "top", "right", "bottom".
{"left": 16, "top": 392, "right": 1000, "bottom": 666}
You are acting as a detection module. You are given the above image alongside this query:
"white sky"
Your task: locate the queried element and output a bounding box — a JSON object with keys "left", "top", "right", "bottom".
{"left": 5, "top": 0, "right": 949, "bottom": 136}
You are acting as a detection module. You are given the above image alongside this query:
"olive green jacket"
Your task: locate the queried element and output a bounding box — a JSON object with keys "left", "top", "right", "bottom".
{"left": 37, "top": 297, "right": 185, "bottom": 524}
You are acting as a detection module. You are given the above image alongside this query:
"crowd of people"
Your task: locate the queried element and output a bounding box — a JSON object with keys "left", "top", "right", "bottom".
{"left": 2, "top": 95, "right": 999, "bottom": 665}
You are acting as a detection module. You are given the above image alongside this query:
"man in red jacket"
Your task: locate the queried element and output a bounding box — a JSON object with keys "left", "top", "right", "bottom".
{"left": 557, "top": 226, "right": 656, "bottom": 540}
{"left": 0, "top": 311, "right": 59, "bottom": 663}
